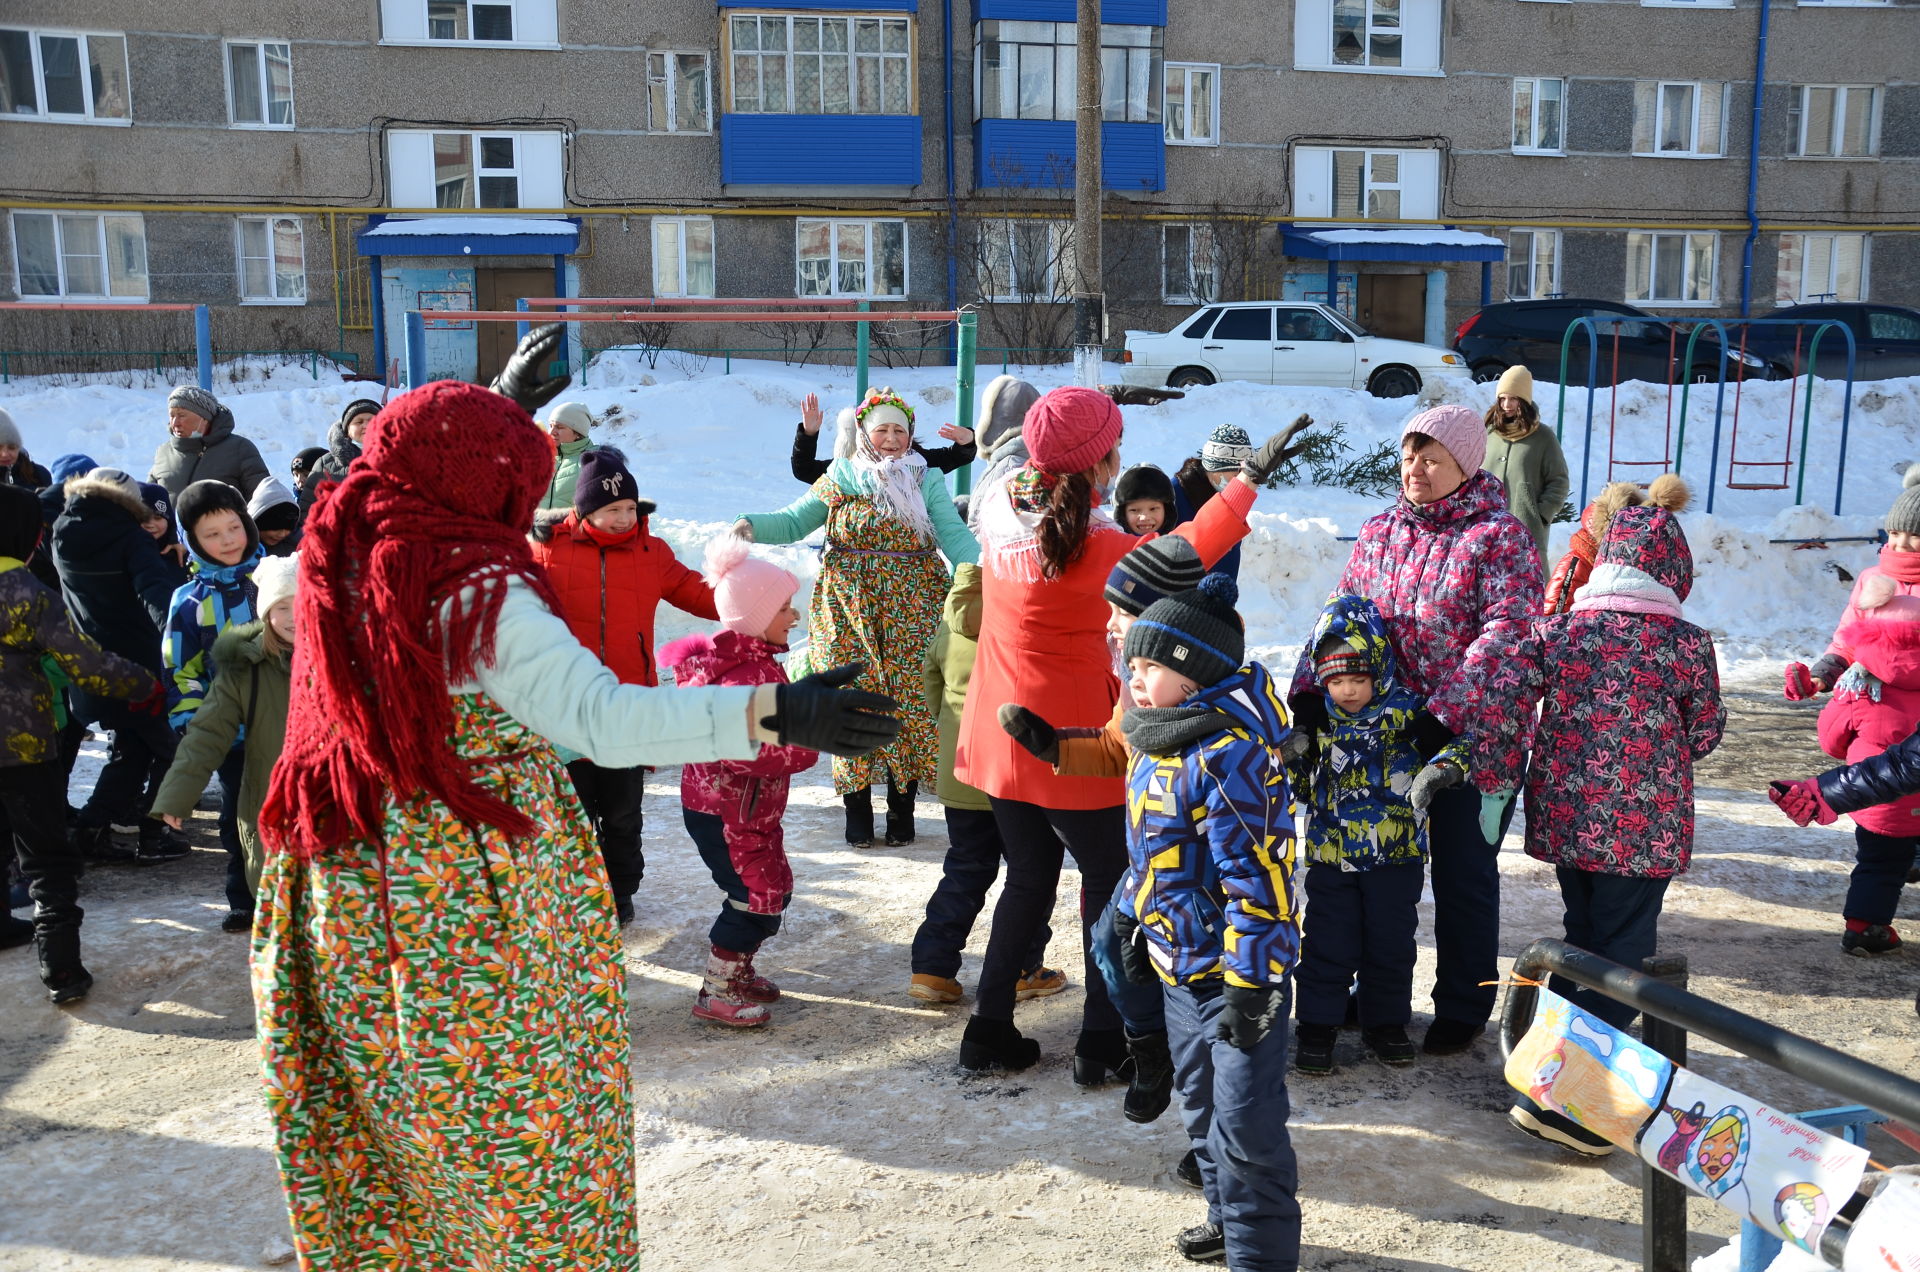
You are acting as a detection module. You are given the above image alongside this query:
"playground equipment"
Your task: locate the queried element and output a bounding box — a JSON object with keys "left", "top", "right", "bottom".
{"left": 1552, "top": 317, "right": 1856, "bottom": 514}
{"left": 0, "top": 302, "right": 213, "bottom": 390}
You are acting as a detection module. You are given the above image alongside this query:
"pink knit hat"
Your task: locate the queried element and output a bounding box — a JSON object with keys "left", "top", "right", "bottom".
{"left": 705, "top": 535, "right": 799, "bottom": 638}
{"left": 1401, "top": 404, "right": 1486, "bottom": 475}
{"left": 1024, "top": 386, "right": 1123, "bottom": 476}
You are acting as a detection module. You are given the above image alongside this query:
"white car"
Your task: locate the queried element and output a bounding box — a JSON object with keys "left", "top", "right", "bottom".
{"left": 1120, "top": 301, "right": 1470, "bottom": 398}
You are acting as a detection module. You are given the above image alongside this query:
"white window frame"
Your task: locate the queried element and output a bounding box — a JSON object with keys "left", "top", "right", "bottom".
{"left": 1775, "top": 233, "right": 1868, "bottom": 305}
{"left": 1506, "top": 229, "right": 1561, "bottom": 300}
{"left": 1292, "top": 145, "right": 1440, "bottom": 221}
{"left": 380, "top": 0, "right": 557, "bottom": 49}
{"left": 1635, "top": 80, "right": 1726, "bottom": 158}
{"left": 427, "top": 0, "right": 516, "bottom": 43}
{"left": 974, "top": 22, "right": 1163, "bottom": 124}
{"left": 729, "top": 13, "right": 914, "bottom": 116}
{"left": 224, "top": 39, "right": 294, "bottom": 129}
{"left": 1627, "top": 230, "right": 1719, "bottom": 307}
{"left": 646, "top": 51, "right": 711, "bottom": 133}
{"left": 795, "top": 218, "right": 907, "bottom": 299}
{"left": 976, "top": 219, "right": 1072, "bottom": 304}
{"left": 1641, "top": 0, "right": 1735, "bottom": 9}
{"left": 0, "top": 28, "right": 132, "bottom": 125}
{"left": 9, "top": 211, "right": 148, "bottom": 302}
{"left": 235, "top": 216, "right": 307, "bottom": 305}
{"left": 1796, "top": 0, "right": 1892, "bottom": 6}
{"left": 428, "top": 131, "right": 525, "bottom": 208}
{"left": 1161, "top": 224, "right": 1221, "bottom": 305}
{"left": 1294, "top": 0, "right": 1443, "bottom": 76}
{"left": 1788, "top": 84, "right": 1880, "bottom": 158}
{"left": 1163, "top": 62, "right": 1219, "bottom": 146}
{"left": 1511, "top": 77, "right": 1565, "bottom": 154}
{"left": 652, "top": 217, "right": 716, "bottom": 298}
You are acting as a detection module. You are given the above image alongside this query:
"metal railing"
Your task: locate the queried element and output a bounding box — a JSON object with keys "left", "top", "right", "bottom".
{"left": 0, "top": 346, "right": 359, "bottom": 385}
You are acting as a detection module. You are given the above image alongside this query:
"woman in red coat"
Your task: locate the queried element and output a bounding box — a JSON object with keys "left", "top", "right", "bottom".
{"left": 529, "top": 448, "right": 717, "bottom": 922}
{"left": 954, "top": 387, "right": 1297, "bottom": 1074}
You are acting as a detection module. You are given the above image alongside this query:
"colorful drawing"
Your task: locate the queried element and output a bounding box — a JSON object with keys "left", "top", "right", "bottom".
{"left": 1774, "top": 1182, "right": 1829, "bottom": 1252}
{"left": 1655, "top": 1100, "right": 1710, "bottom": 1176}
{"left": 1501, "top": 989, "right": 1674, "bottom": 1150}
{"left": 1686, "top": 1106, "right": 1751, "bottom": 1199}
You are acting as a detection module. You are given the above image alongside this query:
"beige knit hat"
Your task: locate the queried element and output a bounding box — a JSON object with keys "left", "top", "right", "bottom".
{"left": 1494, "top": 365, "right": 1534, "bottom": 404}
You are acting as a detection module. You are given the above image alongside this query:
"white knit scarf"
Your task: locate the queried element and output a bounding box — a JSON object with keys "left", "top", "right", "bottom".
{"left": 848, "top": 442, "right": 935, "bottom": 544}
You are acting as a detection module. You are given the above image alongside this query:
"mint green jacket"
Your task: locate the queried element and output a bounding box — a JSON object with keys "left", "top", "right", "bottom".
{"left": 742, "top": 460, "right": 978, "bottom": 566}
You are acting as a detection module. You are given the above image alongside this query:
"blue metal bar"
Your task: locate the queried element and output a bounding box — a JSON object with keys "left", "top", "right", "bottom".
{"left": 404, "top": 310, "right": 427, "bottom": 389}
{"left": 516, "top": 297, "right": 531, "bottom": 343}
{"left": 1480, "top": 260, "right": 1492, "bottom": 308}
{"left": 1739, "top": 0, "right": 1774, "bottom": 318}
{"left": 193, "top": 305, "right": 212, "bottom": 391}
{"left": 942, "top": 0, "right": 961, "bottom": 366}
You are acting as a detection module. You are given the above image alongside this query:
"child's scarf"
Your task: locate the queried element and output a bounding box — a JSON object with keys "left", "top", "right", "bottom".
{"left": 1571, "top": 561, "right": 1684, "bottom": 618}
{"left": 1877, "top": 546, "right": 1920, "bottom": 584}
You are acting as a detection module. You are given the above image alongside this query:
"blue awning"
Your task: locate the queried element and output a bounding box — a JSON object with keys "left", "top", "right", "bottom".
{"left": 1282, "top": 228, "right": 1506, "bottom": 263}
{"left": 356, "top": 215, "right": 580, "bottom": 258}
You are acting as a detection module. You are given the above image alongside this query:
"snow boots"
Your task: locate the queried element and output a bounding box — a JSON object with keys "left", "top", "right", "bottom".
{"left": 736, "top": 950, "right": 780, "bottom": 1004}
{"left": 36, "top": 920, "right": 92, "bottom": 1006}
{"left": 843, "top": 789, "right": 875, "bottom": 850}
{"left": 692, "top": 945, "right": 770, "bottom": 1027}
{"left": 1294, "top": 1024, "right": 1337, "bottom": 1075}
{"left": 1842, "top": 921, "right": 1901, "bottom": 957}
{"left": 884, "top": 780, "right": 917, "bottom": 846}
{"left": 1071, "top": 1027, "right": 1135, "bottom": 1088}
{"left": 958, "top": 1016, "right": 1039, "bottom": 1075}
{"left": 1174, "top": 1221, "right": 1226, "bottom": 1263}
{"left": 1123, "top": 1029, "right": 1175, "bottom": 1124}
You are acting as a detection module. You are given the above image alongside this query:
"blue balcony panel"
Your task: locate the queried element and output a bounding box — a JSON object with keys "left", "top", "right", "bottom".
{"left": 975, "top": 1, "right": 1166, "bottom": 23}
{"left": 720, "top": 0, "right": 916, "bottom": 9}
{"left": 721, "top": 114, "right": 922, "bottom": 186}
{"left": 975, "top": 119, "right": 1165, "bottom": 193}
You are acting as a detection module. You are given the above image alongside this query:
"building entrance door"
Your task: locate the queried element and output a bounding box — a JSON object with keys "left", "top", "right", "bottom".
{"left": 1357, "top": 274, "right": 1426, "bottom": 343}
{"left": 475, "top": 267, "right": 555, "bottom": 383}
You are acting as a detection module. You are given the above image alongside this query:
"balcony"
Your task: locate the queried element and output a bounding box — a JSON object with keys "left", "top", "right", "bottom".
{"left": 974, "top": 119, "right": 1165, "bottom": 192}
{"left": 975, "top": 0, "right": 1165, "bottom": 20}
{"left": 719, "top": 114, "right": 922, "bottom": 187}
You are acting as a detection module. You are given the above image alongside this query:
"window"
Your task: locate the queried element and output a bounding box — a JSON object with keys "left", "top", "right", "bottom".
{"left": 730, "top": 14, "right": 912, "bottom": 115}
{"left": 11, "top": 212, "right": 147, "bottom": 299}
{"left": 647, "top": 52, "right": 710, "bottom": 132}
{"left": 1162, "top": 224, "right": 1220, "bottom": 304}
{"left": 1870, "top": 310, "right": 1920, "bottom": 341}
{"left": 427, "top": 0, "right": 515, "bottom": 41}
{"left": 1506, "top": 229, "right": 1561, "bottom": 299}
{"left": 1276, "top": 307, "right": 1345, "bottom": 341}
{"left": 1774, "top": 234, "right": 1865, "bottom": 305}
{"left": 386, "top": 130, "right": 563, "bottom": 207}
{"left": 1294, "top": 0, "right": 1442, "bottom": 74}
{"left": 0, "top": 29, "right": 130, "bottom": 122}
{"left": 226, "top": 41, "right": 294, "bottom": 127}
{"left": 1788, "top": 86, "right": 1879, "bottom": 157}
{"left": 1641, "top": 0, "right": 1734, "bottom": 7}
{"left": 236, "top": 216, "right": 307, "bottom": 303}
{"left": 1632, "top": 81, "right": 1726, "bottom": 157}
{"left": 977, "top": 220, "right": 1071, "bottom": 303}
{"left": 1164, "top": 63, "right": 1218, "bottom": 146}
{"left": 1292, "top": 146, "right": 1440, "bottom": 220}
{"left": 797, "top": 218, "right": 906, "bottom": 298}
{"left": 1512, "top": 78, "right": 1564, "bottom": 153}
{"left": 1210, "top": 308, "right": 1271, "bottom": 341}
{"left": 975, "top": 22, "right": 1162, "bottom": 124}
{"left": 432, "top": 132, "right": 523, "bottom": 207}
{"left": 1627, "top": 231, "right": 1717, "bottom": 305}
{"left": 1336, "top": 150, "right": 1401, "bottom": 219}
{"left": 653, "top": 218, "right": 715, "bottom": 297}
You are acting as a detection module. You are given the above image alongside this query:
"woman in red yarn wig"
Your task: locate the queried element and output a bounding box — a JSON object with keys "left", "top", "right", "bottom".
{"left": 251, "top": 328, "right": 897, "bottom": 1271}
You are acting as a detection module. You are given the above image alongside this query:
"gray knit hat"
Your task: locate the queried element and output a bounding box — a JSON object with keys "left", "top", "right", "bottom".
{"left": 167, "top": 384, "right": 221, "bottom": 422}
{"left": 1123, "top": 573, "right": 1245, "bottom": 689}
{"left": 1105, "top": 533, "right": 1205, "bottom": 617}
{"left": 1200, "top": 423, "right": 1254, "bottom": 472}
{"left": 1889, "top": 464, "right": 1920, "bottom": 537}
{"left": 0, "top": 407, "right": 20, "bottom": 451}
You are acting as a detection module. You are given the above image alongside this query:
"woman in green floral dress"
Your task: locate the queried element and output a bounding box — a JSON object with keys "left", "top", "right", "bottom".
{"left": 738, "top": 387, "right": 978, "bottom": 848}
{"left": 252, "top": 338, "right": 898, "bottom": 1272}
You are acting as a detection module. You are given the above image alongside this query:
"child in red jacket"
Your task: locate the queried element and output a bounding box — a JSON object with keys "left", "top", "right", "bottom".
{"left": 660, "top": 535, "right": 817, "bottom": 1028}
{"left": 529, "top": 448, "right": 717, "bottom": 924}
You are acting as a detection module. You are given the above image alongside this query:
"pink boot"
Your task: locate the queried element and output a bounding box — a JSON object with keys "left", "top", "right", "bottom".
{"left": 736, "top": 951, "right": 781, "bottom": 1004}
{"left": 692, "top": 946, "right": 770, "bottom": 1027}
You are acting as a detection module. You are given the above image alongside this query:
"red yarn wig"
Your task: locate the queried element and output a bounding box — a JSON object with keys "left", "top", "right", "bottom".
{"left": 259, "top": 380, "right": 565, "bottom": 857}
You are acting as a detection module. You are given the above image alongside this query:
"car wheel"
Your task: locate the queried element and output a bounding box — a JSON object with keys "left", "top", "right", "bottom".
{"left": 1167, "top": 367, "right": 1215, "bottom": 389}
{"left": 1368, "top": 366, "right": 1421, "bottom": 398}
{"left": 1471, "top": 362, "right": 1505, "bottom": 383}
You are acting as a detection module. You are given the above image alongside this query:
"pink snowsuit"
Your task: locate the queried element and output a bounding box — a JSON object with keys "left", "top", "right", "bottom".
{"left": 660, "top": 630, "right": 817, "bottom": 913}
{"left": 1823, "top": 550, "right": 1920, "bottom": 664}
{"left": 1817, "top": 617, "right": 1920, "bottom": 838}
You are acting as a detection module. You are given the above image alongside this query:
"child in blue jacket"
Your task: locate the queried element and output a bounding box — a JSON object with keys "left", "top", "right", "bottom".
{"left": 1110, "top": 574, "right": 1301, "bottom": 1271}
{"left": 162, "top": 479, "right": 262, "bottom": 926}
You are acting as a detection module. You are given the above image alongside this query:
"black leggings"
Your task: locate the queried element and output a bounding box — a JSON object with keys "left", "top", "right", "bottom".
{"left": 974, "top": 796, "right": 1126, "bottom": 1033}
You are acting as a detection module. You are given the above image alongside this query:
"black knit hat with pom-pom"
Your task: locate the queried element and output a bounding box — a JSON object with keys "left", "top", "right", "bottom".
{"left": 1123, "top": 572, "right": 1245, "bottom": 688}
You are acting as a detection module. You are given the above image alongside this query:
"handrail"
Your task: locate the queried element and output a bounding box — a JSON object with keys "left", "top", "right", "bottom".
{"left": 516, "top": 296, "right": 866, "bottom": 308}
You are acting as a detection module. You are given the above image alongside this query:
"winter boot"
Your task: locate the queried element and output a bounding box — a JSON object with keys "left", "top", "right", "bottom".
{"left": 691, "top": 946, "right": 770, "bottom": 1027}
{"left": 1122, "top": 1029, "right": 1175, "bottom": 1124}
{"left": 1508, "top": 1103, "right": 1614, "bottom": 1157}
{"left": 958, "top": 1016, "right": 1039, "bottom": 1075}
{"left": 843, "top": 788, "right": 875, "bottom": 850}
{"left": 1174, "top": 1221, "right": 1226, "bottom": 1263}
{"left": 1174, "top": 1147, "right": 1203, "bottom": 1189}
{"left": 1071, "top": 1027, "right": 1135, "bottom": 1088}
{"left": 614, "top": 892, "right": 635, "bottom": 927}
{"left": 1842, "top": 921, "right": 1902, "bottom": 957}
{"left": 884, "top": 779, "right": 918, "bottom": 846}
{"left": 1014, "top": 966, "right": 1069, "bottom": 1000}
{"left": 736, "top": 950, "right": 780, "bottom": 1004}
{"left": 133, "top": 819, "right": 190, "bottom": 864}
{"left": 35, "top": 922, "right": 92, "bottom": 1006}
{"left": 1362, "top": 1024, "right": 1416, "bottom": 1067}
{"left": 69, "top": 821, "right": 130, "bottom": 866}
{"left": 1295, "top": 1023, "right": 1337, "bottom": 1075}
{"left": 909, "top": 973, "right": 963, "bottom": 1004}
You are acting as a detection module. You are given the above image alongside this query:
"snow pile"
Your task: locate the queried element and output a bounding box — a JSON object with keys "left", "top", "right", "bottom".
{"left": 1691, "top": 1237, "right": 1827, "bottom": 1271}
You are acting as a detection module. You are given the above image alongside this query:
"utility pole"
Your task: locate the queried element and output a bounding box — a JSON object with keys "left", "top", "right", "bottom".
{"left": 1071, "top": 0, "right": 1103, "bottom": 388}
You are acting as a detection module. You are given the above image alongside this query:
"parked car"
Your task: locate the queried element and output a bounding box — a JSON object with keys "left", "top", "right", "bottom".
{"left": 1119, "top": 302, "right": 1469, "bottom": 398}
{"left": 1452, "top": 299, "right": 1788, "bottom": 387}
{"left": 1738, "top": 303, "right": 1920, "bottom": 381}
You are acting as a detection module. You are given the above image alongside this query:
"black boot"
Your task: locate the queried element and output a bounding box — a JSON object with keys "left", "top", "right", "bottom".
{"left": 959, "top": 1016, "right": 1040, "bottom": 1075}
{"left": 1123, "top": 1029, "right": 1175, "bottom": 1123}
{"left": 135, "top": 819, "right": 191, "bottom": 864}
{"left": 1071, "top": 1026, "right": 1134, "bottom": 1088}
{"left": 35, "top": 921, "right": 92, "bottom": 1005}
{"left": 1295, "top": 1023, "right": 1337, "bottom": 1075}
{"left": 884, "top": 779, "right": 917, "bottom": 846}
{"left": 843, "top": 788, "right": 875, "bottom": 849}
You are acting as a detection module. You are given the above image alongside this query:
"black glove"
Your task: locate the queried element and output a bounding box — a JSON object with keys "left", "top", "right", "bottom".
{"left": 997, "top": 703, "right": 1060, "bottom": 765}
{"left": 1218, "top": 983, "right": 1282, "bottom": 1051}
{"left": 1111, "top": 909, "right": 1157, "bottom": 986}
{"left": 1241, "top": 414, "right": 1315, "bottom": 485}
{"left": 489, "top": 323, "right": 571, "bottom": 415}
{"left": 764, "top": 663, "right": 901, "bottom": 757}
{"left": 1288, "top": 691, "right": 1329, "bottom": 736}
{"left": 1408, "top": 709, "right": 1456, "bottom": 763}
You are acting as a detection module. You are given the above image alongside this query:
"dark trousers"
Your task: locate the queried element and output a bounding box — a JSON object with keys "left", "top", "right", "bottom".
{"left": 0, "top": 761, "right": 81, "bottom": 932}
{"left": 1295, "top": 861, "right": 1425, "bottom": 1029}
{"left": 1426, "top": 780, "right": 1512, "bottom": 1027}
{"left": 974, "top": 796, "right": 1126, "bottom": 1033}
{"left": 684, "top": 808, "right": 784, "bottom": 955}
{"left": 910, "top": 805, "right": 1050, "bottom": 980}
{"left": 216, "top": 746, "right": 250, "bottom": 913}
{"left": 566, "top": 759, "right": 646, "bottom": 898}
{"left": 1089, "top": 877, "right": 1168, "bottom": 1036}
{"left": 1166, "top": 979, "right": 1302, "bottom": 1272}
{"left": 81, "top": 707, "right": 175, "bottom": 829}
{"left": 1550, "top": 867, "right": 1670, "bottom": 1032}
{"left": 1845, "top": 827, "right": 1916, "bottom": 927}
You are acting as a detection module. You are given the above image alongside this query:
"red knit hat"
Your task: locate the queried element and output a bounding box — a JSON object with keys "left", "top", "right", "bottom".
{"left": 1024, "top": 386, "right": 1122, "bottom": 476}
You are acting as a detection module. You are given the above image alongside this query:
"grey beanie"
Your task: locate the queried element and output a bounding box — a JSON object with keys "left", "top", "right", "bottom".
{"left": 1123, "top": 573, "right": 1245, "bottom": 690}
{"left": 168, "top": 384, "right": 221, "bottom": 422}
{"left": 0, "top": 407, "right": 20, "bottom": 450}
{"left": 1201, "top": 423, "right": 1254, "bottom": 472}
{"left": 1889, "top": 463, "right": 1920, "bottom": 536}
{"left": 1105, "top": 532, "right": 1205, "bottom": 617}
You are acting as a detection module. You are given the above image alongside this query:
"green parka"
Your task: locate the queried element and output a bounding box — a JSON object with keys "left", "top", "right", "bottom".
{"left": 921, "top": 562, "right": 989, "bottom": 811}
{"left": 539, "top": 434, "right": 594, "bottom": 512}
{"left": 1483, "top": 419, "right": 1571, "bottom": 572}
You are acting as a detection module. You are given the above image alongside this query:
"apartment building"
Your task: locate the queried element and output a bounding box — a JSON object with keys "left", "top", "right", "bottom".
{"left": 2, "top": 0, "right": 1914, "bottom": 382}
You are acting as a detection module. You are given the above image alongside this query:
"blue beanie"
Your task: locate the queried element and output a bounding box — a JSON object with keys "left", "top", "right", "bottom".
{"left": 49, "top": 454, "right": 97, "bottom": 485}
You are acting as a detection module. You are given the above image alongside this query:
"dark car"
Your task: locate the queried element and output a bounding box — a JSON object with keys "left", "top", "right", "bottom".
{"left": 1736, "top": 303, "right": 1920, "bottom": 381}
{"left": 1453, "top": 299, "right": 1785, "bottom": 387}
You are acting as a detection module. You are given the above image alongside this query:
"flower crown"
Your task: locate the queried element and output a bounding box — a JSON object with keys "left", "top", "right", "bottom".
{"left": 855, "top": 386, "right": 914, "bottom": 428}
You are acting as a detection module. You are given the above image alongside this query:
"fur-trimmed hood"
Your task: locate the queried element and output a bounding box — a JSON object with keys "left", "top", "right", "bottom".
{"left": 62, "top": 472, "right": 149, "bottom": 522}
{"left": 1838, "top": 616, "right": 1920, "bottom": 688}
